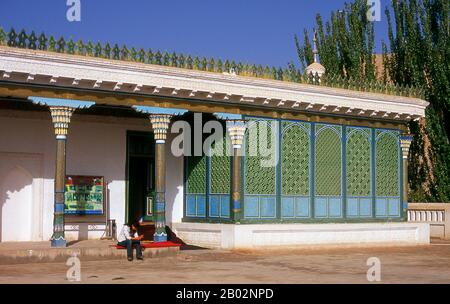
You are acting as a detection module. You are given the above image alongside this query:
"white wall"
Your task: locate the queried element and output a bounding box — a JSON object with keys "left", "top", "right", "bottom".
{"left": 0, "top": 110, "right": 185, "bottom": 242}
{"left": 172, "top": 222, "right": 430, "bottom": 249}
{"left": 165, "top": 132, "right": 184, "bottom": 226}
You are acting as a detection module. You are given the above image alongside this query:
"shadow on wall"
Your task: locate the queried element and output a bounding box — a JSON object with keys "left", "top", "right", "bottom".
{"left": 0, "top": 165, "right": 33, "bottom": 242}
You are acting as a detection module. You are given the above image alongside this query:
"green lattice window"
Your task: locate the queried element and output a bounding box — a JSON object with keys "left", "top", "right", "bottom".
{"left": 245, "top": 120, "right": 277, "bottom": 195}
{"left": 376, "top": 130, "right": 400, "bottom": 197}
{"left": 186, "top": 155, "right": 206, "bottom": 194}
{"left": 346, "top": 128, "right": 371, "bottom": 196}
{"left": 210, "top": 136, "right": 231, "bottom": 194}
{"left": 315, "top": 124, "right": 342, "bottom": 196}
{"left": 282, "top": 121, "right": 310, "bottom": 195}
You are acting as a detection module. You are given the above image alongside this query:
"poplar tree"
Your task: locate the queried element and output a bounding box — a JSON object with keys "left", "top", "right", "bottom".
{"left": 295, "top": 0, "right": 376, "bottom": 80}
{"left": 296, "top": 0, "right": 450, "bottom": 201}
{"left": 383, "top": 0, "right": 450, "bottom": 201}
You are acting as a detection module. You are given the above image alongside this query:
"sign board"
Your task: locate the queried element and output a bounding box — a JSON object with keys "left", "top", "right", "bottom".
{"left": 65, "top": 175, "right": 104, "bottom": 215}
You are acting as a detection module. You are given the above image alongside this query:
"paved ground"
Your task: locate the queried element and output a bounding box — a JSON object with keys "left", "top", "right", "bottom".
{"left": 0, "top": 241, "right": 450, "bottom": 284}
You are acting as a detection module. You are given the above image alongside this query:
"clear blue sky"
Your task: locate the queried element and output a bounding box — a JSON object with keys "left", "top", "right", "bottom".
{"left": 0, "top": 0, "right": 392, "bottom": 67}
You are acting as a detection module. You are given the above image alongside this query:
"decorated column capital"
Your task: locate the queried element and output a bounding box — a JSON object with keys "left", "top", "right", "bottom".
{"left": 149, "top": 114, "right": 173, "bottom": 144}
{"left": 226, "top": 120, "right": 247, "bottom": 149}
{"left": 49, "top": 106, "right": 75, "bottom": 139}
{"left": 400, "top": 134, "right": 414, "bottom": 159}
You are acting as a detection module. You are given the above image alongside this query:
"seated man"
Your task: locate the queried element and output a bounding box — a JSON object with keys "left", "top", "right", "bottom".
{"left": 117, "top": 221, "right": 144, "bottom": 261}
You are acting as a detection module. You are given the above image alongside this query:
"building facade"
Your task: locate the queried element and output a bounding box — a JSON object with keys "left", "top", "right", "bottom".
{"left": 0, "top": 42, "right": 429, "bottom": 248}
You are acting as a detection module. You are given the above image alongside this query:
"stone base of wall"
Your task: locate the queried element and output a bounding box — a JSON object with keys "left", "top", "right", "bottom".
{"left": 171, "top": 222, "right": 430, "bottom": 249}
{"left": 408, "top": 203, "right": 450, "bottom": 240}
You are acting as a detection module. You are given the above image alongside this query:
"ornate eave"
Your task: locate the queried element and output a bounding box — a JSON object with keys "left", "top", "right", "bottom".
{"left": 0, "top": 46, "right": 428, "bottom": 122}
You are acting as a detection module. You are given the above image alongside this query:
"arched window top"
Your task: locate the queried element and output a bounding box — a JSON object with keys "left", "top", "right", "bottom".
{"left": 315, "top": 124, "right": 342, "bottom": 139}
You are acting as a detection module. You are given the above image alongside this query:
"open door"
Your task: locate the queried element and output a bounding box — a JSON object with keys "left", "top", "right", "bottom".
{"left": 126, "top": 131, "right": 155, "bottom": 224}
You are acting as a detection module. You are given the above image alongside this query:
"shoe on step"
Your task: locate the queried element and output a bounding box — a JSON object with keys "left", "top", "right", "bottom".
{"left": 127, "top": 256, "right": 133, "bottom": 261}
{"left": 137, "top": 256, "right": 144, "bottom": 260}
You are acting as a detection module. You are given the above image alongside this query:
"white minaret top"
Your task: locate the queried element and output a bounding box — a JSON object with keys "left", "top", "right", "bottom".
{"left": 305, "top": 30, "right": 326, "bottom": 77}
{"left": 313, "top": 30, "right": 319, "bottom": 63}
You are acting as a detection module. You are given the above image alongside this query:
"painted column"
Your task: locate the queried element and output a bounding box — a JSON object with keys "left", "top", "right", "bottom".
{"left": 400, "top": 134, "right": 413, "bottom": 212}
{"left": 49, "top": 106, "right": 75, "bottom": 248}
{"left": 149, "top": 114, "right": 172, "bottom": 242}
{"left": 226, "top": 120, "right": 247, "bottom": 223}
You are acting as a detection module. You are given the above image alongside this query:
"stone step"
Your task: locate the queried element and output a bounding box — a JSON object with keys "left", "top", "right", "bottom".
{"left": 0, "top": 240, "right": 179, "bottom": 265}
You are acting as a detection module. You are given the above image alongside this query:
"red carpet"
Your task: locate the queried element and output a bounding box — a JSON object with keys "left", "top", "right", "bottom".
{"left": 113, "top": 241, "right": 181, "bottom": 249}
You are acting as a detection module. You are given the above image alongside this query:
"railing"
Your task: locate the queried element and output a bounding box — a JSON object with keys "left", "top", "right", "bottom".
{"left": 0, "top": 27, "right": 425, "bottom": 99}
{"left": 408, "top": 203, "right": 450, "bottom": 240}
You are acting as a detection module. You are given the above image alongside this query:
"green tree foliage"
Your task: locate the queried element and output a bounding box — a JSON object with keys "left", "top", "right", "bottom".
{"left": 383, "top": 0, "right": 450, "bottom": 202}
{"left": 295, "top": 0, "right": 376, "bottom": 81}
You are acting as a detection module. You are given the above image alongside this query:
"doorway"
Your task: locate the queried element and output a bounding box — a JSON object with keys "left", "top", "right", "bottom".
{"left": 126, "top": 131, "right": 155, "bottom": 224}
